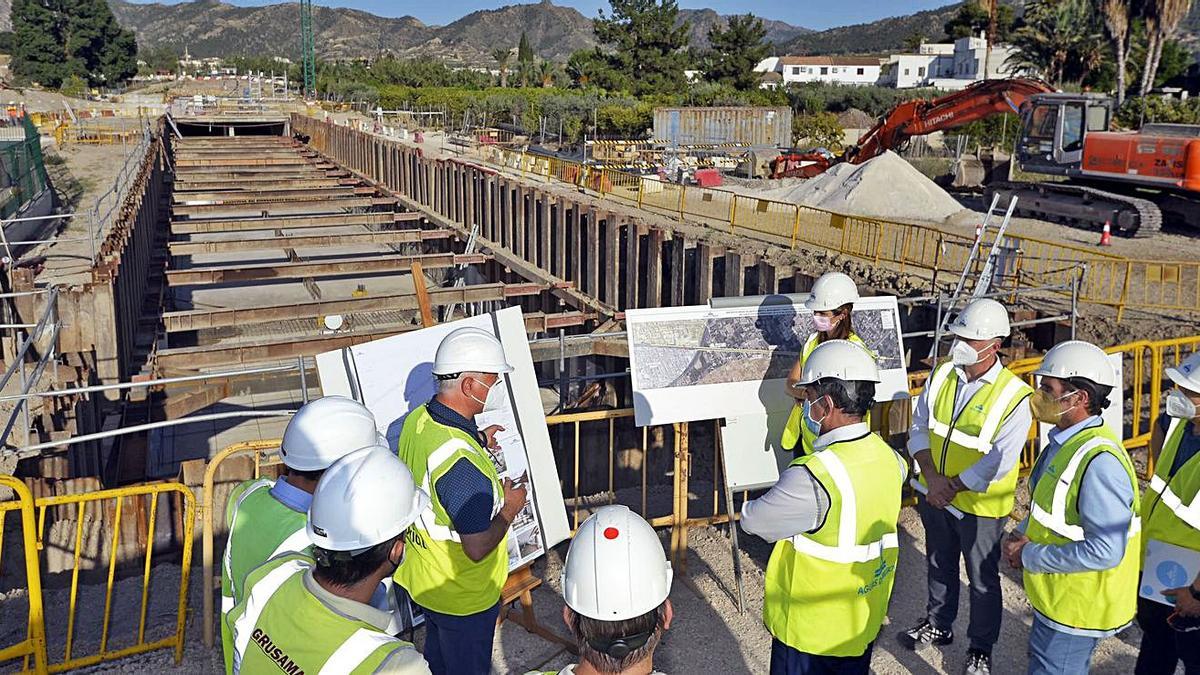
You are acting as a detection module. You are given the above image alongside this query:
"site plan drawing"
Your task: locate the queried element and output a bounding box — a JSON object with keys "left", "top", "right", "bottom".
{"left": 627, "top": 296, "right": 908, "bottom": 426}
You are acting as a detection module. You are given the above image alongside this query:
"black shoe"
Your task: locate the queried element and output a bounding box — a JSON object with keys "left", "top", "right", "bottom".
{"left": 964, "top": 648, "right": 991, "bottom": 674}
{"left": 897, "top": 619, "right": 954, "bottom": 650}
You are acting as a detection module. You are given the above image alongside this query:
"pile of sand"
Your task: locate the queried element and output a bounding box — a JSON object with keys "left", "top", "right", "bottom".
{"left": 755, "top": 150, "right": 968, "bottom": 224}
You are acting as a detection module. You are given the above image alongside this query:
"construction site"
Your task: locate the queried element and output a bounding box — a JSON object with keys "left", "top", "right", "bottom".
{"left": 0, "top": 69, "right": 1196, "bottom": 675}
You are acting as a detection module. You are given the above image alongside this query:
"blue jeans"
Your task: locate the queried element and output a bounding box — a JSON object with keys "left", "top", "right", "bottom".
{"left": 769, "top": 638, "right": 874, "bottom": 675}
{"left": 420, "top": 601, "right": 500, "bottom": 675}
{"left": 1027, "top": 616, "right": 1099, "bottom": 675}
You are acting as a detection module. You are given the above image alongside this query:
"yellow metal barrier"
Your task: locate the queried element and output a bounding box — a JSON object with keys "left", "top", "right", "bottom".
{"left": 0, "top": 479, "right": 194, "bottom": 673}
{"left": 0, "top": 476, "right": 49, "bottom": 674}
{"left": 199, "top": 439, "right": 283, "bottom": 649}
{"left": 480, "top": 145, "right": 1200, "bottom": 317}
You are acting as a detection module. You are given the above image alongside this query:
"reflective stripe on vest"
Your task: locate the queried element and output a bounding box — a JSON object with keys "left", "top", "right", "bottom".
{"left": 1144, "top": 417, "right": 1200, "bottom": 532}
{"left": 233, "top": 559, "right": 305, "bottom": 669}
{"left": 414, "top": 437, "right": 503, "bottom": 543}
{"left": 1029, "top": 437, "right": 1143, "bottom": 541}
{"left": 926, "top": 363, "right": 1029, "bottom": 454}
{"left": 317, "top": 629, "right": 400, "bottom": 675}
{"left": 782, "top": 333, "right": 871, "bottom": 455}
{"left": 787, "top": 451, "right": 901, "bottom": 564}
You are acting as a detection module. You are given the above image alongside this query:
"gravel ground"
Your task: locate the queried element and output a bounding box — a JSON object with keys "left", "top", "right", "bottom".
{"left": 2, "top": 504, "right": 1167, "bottom": 674}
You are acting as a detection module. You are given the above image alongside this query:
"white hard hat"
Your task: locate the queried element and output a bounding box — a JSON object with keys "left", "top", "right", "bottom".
{"left": 562, "top": 505, "right": 672, "bottom": 622}
{"left": 432, "top": 327, "right": 513, "bottom": 376}
{"left": 804, "top": 272, "right": 859, "bottom": 312}
{"left": 949, "top": 298, "right": 1010, "bottom": 340}
{"left": 281, "top": 396, "right": 383, "bottom": 472}
{"left": 1033, "top": 340, "right": 1117, "bottom": 388}
{"left": 307, "top": 446, "right": 428, "bottom": 552}
{"left": 1165, "top": 352, "right": 1200, "bottom": 394}
{"left": 798, "top": 339, "right": 881, "bottom": 384}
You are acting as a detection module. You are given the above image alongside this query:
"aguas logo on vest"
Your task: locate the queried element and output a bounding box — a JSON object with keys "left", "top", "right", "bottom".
{"left": 857, "top": 558, "right": 895, "bottom": 596}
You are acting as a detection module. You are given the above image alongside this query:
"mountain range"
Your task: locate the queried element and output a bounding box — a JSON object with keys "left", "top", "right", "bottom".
{"left": 1, "top": 1, "right": 1197, "bottom": 64}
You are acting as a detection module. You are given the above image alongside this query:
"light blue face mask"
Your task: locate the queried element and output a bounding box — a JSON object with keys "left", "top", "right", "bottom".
{"left": 803, "top": 397, "right": 827, "bottom": 436}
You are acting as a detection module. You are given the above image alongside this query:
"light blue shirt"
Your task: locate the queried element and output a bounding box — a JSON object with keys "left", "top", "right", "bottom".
{"left": 269, "top": 476, "right": 312, "bottom": 514}
{"left": 1018, "top": 415, "right": 1135, "bottom": 638}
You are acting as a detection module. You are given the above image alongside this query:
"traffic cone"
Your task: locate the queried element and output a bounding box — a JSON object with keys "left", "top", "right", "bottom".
{"left": 1098, "top": 221, "right": 1112, "bottom": 246}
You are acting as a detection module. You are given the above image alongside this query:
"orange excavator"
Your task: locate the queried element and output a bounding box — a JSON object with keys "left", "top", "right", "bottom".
{"left": 771, "top": 77, "right": 1200, "bottom": 234}
{"left": 771, "top": 78, "right": 1057, "bottom": 178}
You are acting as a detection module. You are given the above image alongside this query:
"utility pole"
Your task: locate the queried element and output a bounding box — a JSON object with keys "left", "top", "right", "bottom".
{"left": 300, "top": 0, "right": 316, "bottom": 98}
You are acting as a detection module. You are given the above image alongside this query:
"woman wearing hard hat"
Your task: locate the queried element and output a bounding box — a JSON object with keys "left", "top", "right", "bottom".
{"left": 1134, "top": 352, "right": 1200, "bottom": 675}
{"left": 782, "top": 271, "right": 874, "bottom": 457}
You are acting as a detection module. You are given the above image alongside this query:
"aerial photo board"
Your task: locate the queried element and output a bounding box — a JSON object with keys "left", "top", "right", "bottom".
{"left": 626, "top": 296, "right": 908, "bottom": 427}
{"left": 314, "top": 307, "right": 570, "bottom": 573}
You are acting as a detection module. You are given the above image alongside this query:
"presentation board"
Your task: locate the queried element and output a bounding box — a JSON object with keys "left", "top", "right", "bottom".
{"left": 315, "top": 307, "right": 570, "bottom": 570}
{"left": 627, "top": 296, "right": 909, "bottom": 427}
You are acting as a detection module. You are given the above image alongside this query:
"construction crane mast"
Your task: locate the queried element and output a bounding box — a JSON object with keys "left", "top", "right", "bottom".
{"left": 300, "top": 0, "right": 316, "bottom": 98}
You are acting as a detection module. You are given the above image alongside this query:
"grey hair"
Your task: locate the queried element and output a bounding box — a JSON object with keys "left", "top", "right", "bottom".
{"left": 436, "top": 371, "right": 484, "bottom": 394}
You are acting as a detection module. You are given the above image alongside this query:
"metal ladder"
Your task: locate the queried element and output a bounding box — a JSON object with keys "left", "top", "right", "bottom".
{"left": 929, "top": 193, "right": 1018, "bottom": 358}
{"left": 441, "top": 223, "right": 480, "bottom": 322}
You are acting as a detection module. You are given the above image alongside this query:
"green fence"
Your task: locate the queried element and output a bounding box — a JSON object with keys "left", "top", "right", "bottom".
{"left": 0, "top": 117, "right": 50, "bottom": 219}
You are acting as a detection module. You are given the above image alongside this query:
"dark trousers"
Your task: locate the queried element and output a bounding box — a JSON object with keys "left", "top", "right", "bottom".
{"left": 420, "top": 601, "right": 500, "bottom": 675}
{"left": 1135, "top": 597, "right": 1200, "bottom": 675}
{"left": 917, "top": 498, "right": 1008, "bottom": 651}
{"left": 769, "top": 638, "right": 874, "bottom": 675}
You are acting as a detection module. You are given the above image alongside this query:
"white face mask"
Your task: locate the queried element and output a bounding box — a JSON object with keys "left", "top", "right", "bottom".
{"left": 1165, "top": 389, "right": 1199, "bottom": 419}
{"left": 950, "top": 339, "right": 993, "bottom": 367}
{"left": 469, "top": 376, "right": 507, "bottom": 413}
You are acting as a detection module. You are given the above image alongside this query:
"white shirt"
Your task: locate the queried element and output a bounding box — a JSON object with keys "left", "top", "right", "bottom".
{"left": 907, "top": 360, "right": 1033, "bottom": 493}
{"left": 739, "top": 423, "right": 874, "bottom": 543}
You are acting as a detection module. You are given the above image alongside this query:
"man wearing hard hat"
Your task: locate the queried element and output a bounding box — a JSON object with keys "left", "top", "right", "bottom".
{"left": 227, "top": 446, "right": 432, "bottom": 674}
{"left": 742, "top": 340, "right": 906, "bottom": 674}
{"left": 782, "top": 271, "right": 874, "bottom": 457}
{"left": 220, "top": 396, "right": 384, "bottom": 672}
{"left": 394, "top": 327, "right": 529, "bottom": 675}
{"left": 527, "top": 504, "right": 673, "bottom": 675}
{"left": 899, "top": 299, "right": 1033, "bottom": 675}
{"left": 1134, "top": 352, "right": 1200, "bottom": 675}
{"left": 1001, "top": 340, "right": 1140, "bottom": 675}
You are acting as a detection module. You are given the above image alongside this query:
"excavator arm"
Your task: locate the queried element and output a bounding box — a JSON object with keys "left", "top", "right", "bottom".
{"left": 847, "top": 78, "right": 1057, "bottom": 164}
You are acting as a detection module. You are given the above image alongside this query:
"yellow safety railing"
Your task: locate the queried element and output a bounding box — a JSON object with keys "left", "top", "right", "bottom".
{"left": 478, "top": 144, "right": 1200, "bottom": 319}
{"left": 0, "top": 480, "right": 194, "bottom": 673}
{"left": 199, "top": 439, "right": 283, "bottom": 649}
{"left": 0, "top": 476, "right": 49, "bottom": 674}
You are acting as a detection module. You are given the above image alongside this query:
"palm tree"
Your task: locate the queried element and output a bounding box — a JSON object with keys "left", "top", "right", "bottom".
{"left": 1096, "top": 0, "right": 1132, "bottom": 105}
{"left": 492, "top": 48, "right": 511, "bottom": 88}
{"left": 537, "top": 61, "right": 557, "bottom": 88}
{"left": 1006, "top": 0, "right": 1101, "bottom": 86}
{"left": 1139, "top": 0, "right": 1193, "bottom": 95}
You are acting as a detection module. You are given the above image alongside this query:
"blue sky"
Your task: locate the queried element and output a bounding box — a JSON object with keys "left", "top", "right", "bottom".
{"left": 123, "top": 0, "right": 955, "bottom": 30}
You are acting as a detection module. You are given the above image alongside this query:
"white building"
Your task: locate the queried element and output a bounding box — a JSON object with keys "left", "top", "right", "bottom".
{"left": 777, "top": 56, "right": 884, "bottom": 86}
{"left": 882, "top": 35, "right": 1020, "bottom": 89}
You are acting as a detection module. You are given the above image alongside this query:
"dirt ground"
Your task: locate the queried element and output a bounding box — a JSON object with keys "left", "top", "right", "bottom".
{"left": 5, "top": 504, "right": 1162, "bottom": 675}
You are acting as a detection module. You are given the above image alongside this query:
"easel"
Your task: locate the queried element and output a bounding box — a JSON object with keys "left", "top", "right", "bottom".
{"left": 413, "top": 266, "right": 575, "bottom": 653}
{"left": 716, "top": 424, "right": 747, "bottom": 614}
{"left": 497, "top": 563, "right": 578, "bottom": 654}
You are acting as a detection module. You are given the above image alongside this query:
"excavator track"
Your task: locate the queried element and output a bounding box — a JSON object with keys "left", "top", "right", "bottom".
{"left": 986, "top": 181, "right": 1162, "bottom": 236}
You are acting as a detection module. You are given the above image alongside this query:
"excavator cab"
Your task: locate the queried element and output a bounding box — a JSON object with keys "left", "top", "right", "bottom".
{"left": 1016, "top": 93, "right": 1112, "bottom": 176}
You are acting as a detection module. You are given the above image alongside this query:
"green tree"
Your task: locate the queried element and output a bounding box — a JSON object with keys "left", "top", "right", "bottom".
{"left": 702, "top": 14, "right": 769, "bottom": 91}
{"left": 11, "top": 0, "right": 137, "bottom": 88}
{"left": 59, "top": 73, "right": 86, "bottom": 98}
{"left": 492, "top": 48, "right": 512, "bottom": 88}
{"left": 1138, "top": 0, "right": 1193, "bottom": 95}
{"left": 1006, "top": 0, "right": 1104, "bottom": 86}
{"left": 139, "top": 45, "right": 179, "bottom": 75}
{"left": 566, "top": 48, "right": 617, "bottom": 88}
{"left": 517, "top": 32, "right": 534, "bottom": 64}
{"left": 903, "top": 32, "right": 928, "bottom": 50}
{"left": 593, "top": 0, "right": 691, "bottom": 96}
{"left": 944, "top": 1, "right": 1017, "bottom": 41}
{"left": 1096, "top": 0, "right": 1132, "bottom": 105}
{"left": 792, "top": 112, "right": 844, "bottom": 149}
